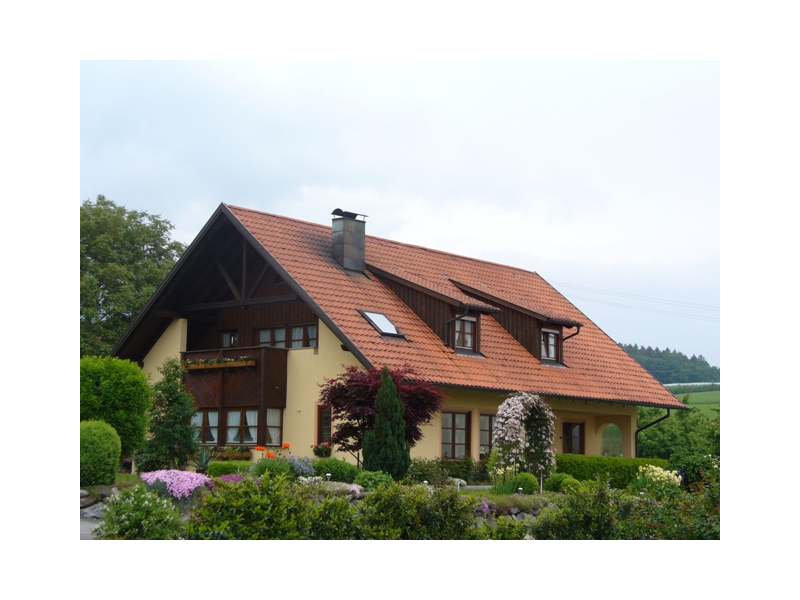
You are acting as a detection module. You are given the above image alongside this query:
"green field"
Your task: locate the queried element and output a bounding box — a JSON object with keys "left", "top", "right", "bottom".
{"left": 674, "top": 391, "right": 720, "bottom": 419}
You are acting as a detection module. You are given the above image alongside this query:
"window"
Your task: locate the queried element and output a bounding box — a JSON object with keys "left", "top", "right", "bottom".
{"left": 226, "top": 409, "right": 258, "bottom": 445}
{"left": 317, "top": 406, "right": 332, "bottom": 445}
{"left": 193, "top": 407, "right": 282, "bottom": 448}
{"left": 541, "top": 329, "right": 560, "bottom": 361}
{"left": 479, "top": 413, "right": 496, "bottom": 459}
{"left": 601, "top": 424, "right": 623, "bottom": 457}
{"left": 192, "top": 410, "right": 219, "bottom": 445}
{"left": 454, "top": 317, "right": 477, "bottom": 352}
{"left": 562, "top": 422, "right": 585, "bottom": 454}
{"left": 442, "top": 411, "right": 471, "bottom": 458}
{"left": 222, "top": 330, "right": 238, "bottom": 348}
{"left": 361, "top": 311, "right": 403, "bottom": 336}
{"left": 259, "top": 324, "right": 317, "bottom": 348}
{"left": 291, "top": 324, "right": 317, "bottom": 348}
{"left": 265, "top": 408, "right": 283, "bottom": 446}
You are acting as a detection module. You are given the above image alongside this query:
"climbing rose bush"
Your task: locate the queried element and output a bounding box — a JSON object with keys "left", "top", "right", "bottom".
{"left": 494, "top": 392, "right": 555, "bottom": 481}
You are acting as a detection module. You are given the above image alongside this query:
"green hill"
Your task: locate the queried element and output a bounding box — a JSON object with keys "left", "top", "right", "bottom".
{"left": 619, "top": 343, "right": 720, "bottom": 384}
{"left": 674, "top": 390, "right": 720, "bottom": 419}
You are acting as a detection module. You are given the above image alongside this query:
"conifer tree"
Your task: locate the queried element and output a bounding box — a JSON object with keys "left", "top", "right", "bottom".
{"left": 362, "top": 366, "right": 411, "bottom": 479}
{"left": 137, "top": 357, "right": 199, "bottom": 470}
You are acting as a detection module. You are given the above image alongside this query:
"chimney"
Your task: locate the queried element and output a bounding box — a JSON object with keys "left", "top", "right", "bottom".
{"left": 331, "top": 208, "right": 367, "bottom": 272}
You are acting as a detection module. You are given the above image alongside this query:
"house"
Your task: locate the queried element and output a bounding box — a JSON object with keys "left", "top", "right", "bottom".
{"left": 112, "top": 204, "right": 686, "bottom": 462}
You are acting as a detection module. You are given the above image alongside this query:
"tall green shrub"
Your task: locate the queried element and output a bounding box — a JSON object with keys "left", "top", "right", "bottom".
{"left": 80, "top": 356, "right": 151, "bottom": 457}
{"left": 136, "top": 357, "right": 198, "bottom": 469}
{"left": 362, "top": 366, "right": 411, "bottom": 480}
{"left": 80, "top": 420, "right": 122, "bottom": 486}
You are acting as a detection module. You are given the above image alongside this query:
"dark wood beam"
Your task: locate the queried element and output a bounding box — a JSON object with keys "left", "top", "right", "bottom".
{"left": 216, "top": 259, "right": 241, "bottom": 300}
{"left": 247, "top": 263, "right": 269, "bottom": 299}
{"left": 179, "top": 294, "right": 299, "bottom": 312}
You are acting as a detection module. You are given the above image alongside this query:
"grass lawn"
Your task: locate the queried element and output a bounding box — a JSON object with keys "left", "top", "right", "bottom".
{"left": 675, "top": 390, "right": 720, "bottom": 419}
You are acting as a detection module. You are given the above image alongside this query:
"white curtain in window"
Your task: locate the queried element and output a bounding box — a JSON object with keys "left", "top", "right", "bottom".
{"left": 308, "top": 325, "right": 317, "bottom": 348}
{"left": 266, "top": 408, "right": 282, "bottom": 445}
{"left": 244, "top": 410, "right": 258, "bottom": 443}
{"left": 227, "top": 411, "right": 241, "bottom": 444}
{"left": 291, "top": 326, "right": 304, "bottom": 348}
{"left": 207, "top": 411, "right": 218, "bottom": 443}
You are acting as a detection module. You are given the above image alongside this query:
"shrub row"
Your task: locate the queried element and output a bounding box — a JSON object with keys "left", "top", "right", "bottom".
{"left": 554, "top": 454, "right": 669, "bottom": 489}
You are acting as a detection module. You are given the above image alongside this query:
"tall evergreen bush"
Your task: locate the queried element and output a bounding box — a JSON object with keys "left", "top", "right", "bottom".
{"left": 362, "top": 366, "right": 411, "bottom": 479}
{"left": 80, "top": 420, "right": 122, "bottom": 486}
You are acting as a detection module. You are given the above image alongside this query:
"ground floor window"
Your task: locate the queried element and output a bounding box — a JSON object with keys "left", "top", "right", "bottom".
{"left": 265, "top": 407, "right": 283, "bottom": 446}
{"left": 193, "top": 407, "right": 283, "bottom": 447}
{"left": 317, "top": 406, "right": 332, "bottom": 445}
{"left": 226, "top": 409, "right": 258, "bottom": 445}
{"left": 563, "top": 421, "right": 585, "bottom": 454}
{"left": 191, "top": 410, "right": 219, "bottom": 444}
{"left": 442, "top": 411, "right": 471, "bottom": 458}
{"left": 479, "top": 413, "right": 496, "bottom": 459}
{"left": 601, "top": 423, "right": 623, "bottom": 457}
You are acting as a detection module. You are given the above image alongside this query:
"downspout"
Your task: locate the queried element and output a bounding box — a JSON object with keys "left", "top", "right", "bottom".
{"left": 446, "top": 305, "right": 470, "bottom": 325}
{"left": 635, "top": 409, "right": 671, "bottom": 458}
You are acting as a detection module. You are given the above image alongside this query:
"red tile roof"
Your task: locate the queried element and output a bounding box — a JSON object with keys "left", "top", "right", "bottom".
{"left": 228, "top": 205, "right": 684, "bottom": 409}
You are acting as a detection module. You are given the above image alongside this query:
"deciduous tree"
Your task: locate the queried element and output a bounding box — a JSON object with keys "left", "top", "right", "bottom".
{"left": 81, "top": 195, "right": 185, "bottom": 357}
{"left": 319, "top": 364, "right": 444, "bottom": 465}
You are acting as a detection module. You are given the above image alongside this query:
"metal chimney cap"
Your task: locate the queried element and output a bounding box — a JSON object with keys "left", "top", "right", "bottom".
{"left": 331, "top": 208, "right": 368, "bottom": 221}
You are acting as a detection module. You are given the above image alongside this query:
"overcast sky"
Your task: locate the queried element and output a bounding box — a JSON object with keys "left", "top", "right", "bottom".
{"left": 80, "top": 60, "right": 720, "bottom": 369}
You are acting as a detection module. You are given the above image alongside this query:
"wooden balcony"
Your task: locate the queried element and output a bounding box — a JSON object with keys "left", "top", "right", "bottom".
{"left": 181, "top": 346, "right": 288, "bottom": 411}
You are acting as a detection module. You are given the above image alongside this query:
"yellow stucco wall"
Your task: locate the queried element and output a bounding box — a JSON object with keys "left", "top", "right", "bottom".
{"left": 282, "top": 321, "right": 362, "bottom": 460}
{"left": 418, "top": 388, "right": 637, "bottom": 460}
{"left": 142, "top": 318, "right": 188, "bottom": 384}
{"left": 140, "top": 317, "right": 637, "bottom": 461}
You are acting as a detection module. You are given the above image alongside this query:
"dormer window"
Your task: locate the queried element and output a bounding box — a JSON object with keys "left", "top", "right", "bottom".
{"left": 452, "top": 316, "right": 482, "bottom": 355}
{"left": 455, "top": 317, "right": 476, "bottom": 351}
{"left": 361, "top": 311, "right": 404, "bottom": 337}
{"left": 541, "top": 328, "right": 560, "bottom": 362}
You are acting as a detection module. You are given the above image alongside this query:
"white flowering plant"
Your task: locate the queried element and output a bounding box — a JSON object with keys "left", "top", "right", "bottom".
{"left": 493, "top": 392, "right": 556, "bottom": 490}
{"left": 630, "top": 464, "right": 683, "bottom": 499}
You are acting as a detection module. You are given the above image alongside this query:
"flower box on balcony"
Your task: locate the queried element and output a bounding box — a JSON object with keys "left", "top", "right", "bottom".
{"left": 185, "top": 360, "right": 256, "bottom": 370}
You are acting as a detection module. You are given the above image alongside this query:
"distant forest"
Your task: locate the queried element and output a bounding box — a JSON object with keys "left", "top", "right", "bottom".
{"left": 619, "top": 343, "right": 720, "bottom": 385}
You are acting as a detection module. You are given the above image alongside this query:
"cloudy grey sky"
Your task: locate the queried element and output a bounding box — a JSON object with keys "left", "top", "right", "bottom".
{"left": 80, "top": 60, "right": 720, "bottom": 368}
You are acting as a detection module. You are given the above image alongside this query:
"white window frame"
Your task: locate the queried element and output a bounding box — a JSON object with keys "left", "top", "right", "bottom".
{"left": 455, "top": 316, "right": 477, "bottom": 352}
{"left": 541, "top": 328, "right": 560, "bottom": 361}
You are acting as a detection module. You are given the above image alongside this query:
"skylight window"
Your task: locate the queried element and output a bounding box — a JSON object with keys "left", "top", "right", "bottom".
{"left": 361, "top": 311, "right": 403, "bottom": 337}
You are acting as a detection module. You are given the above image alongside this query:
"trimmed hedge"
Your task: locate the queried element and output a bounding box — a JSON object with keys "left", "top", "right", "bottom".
{"left": 555, "top": 454, "right": 669, "bottom": 489}
{"left": 207, "top": 460, "right": 252, "bottom": 478}
{"left": 312, "top": 457, "right": 360, "bottom": 483}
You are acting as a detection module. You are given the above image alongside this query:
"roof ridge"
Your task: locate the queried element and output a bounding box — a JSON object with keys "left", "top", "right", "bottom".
{"left": 227, "top": 204, "right": 544, "bottom": 279}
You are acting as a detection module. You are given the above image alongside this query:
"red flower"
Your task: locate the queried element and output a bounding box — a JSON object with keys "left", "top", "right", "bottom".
{"left": 255, "top": 446, "right": 267, "bottom": 451}
{"left": 267, "top": 451, "right": 276, "bottom": 459}
{"left": 282, "top": 443, "right": 290, "bottom": 449}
